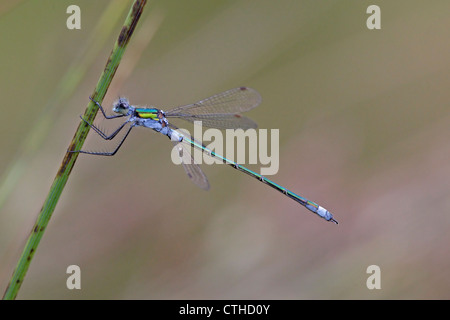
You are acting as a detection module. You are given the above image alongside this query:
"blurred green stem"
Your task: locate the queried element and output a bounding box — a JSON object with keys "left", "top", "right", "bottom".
{"left": 2, "top": 0, "right": 147, "bottom": 300}
{"left": 0, "top": 0, "right": 128, "bottom": 211}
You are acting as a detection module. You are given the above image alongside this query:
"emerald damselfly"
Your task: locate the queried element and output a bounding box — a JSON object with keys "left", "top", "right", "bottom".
{"left": 71, "top": 87, "right": 338, "bottom": 224}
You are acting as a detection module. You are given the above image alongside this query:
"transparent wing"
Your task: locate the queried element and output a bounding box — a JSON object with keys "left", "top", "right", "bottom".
{"left": 165, "top": 87, "right": 261, "bottom": 129}
{"left": 170, "top": 126, "right": 210, "bottom": 190}
{"left": 172, "top": 114, "right": 257, "bottom": 130}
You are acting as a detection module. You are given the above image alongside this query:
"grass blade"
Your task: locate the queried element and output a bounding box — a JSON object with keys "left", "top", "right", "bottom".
{"left": 2, "top": 0, "right": 147, "bottom": 300}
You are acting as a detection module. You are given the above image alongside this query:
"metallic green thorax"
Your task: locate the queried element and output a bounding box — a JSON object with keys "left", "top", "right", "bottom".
{"left": 135, "top": 107, "right": 159, "bottom": 120}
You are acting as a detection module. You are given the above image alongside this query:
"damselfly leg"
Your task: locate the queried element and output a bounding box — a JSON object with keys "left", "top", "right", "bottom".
{"left": 89, "top": 96, "right": 125, "bottom": 120}
{"left": 79, "top": 114, "right": 130, "bottom": 141}
{"left": 72, "top": 98, "right": 135, "bottom": 156}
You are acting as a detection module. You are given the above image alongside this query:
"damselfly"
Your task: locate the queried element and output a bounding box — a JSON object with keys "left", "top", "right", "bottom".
{"left": 71, "top": 87, "right": 338, "bottom": 224}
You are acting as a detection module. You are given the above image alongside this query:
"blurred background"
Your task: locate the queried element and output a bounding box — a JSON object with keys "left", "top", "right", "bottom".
{"left": 0, "top": 0, "right": 449, "bottom": 299}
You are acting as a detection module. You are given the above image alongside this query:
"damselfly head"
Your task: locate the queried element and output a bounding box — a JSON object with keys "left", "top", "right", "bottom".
{"left": 113, "top": 97, "right": 130, "bottom": 115}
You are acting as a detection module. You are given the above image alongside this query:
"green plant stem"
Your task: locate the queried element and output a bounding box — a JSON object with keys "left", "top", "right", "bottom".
{"left": 2, "top": 0, "right": 147, "bottom": 300}
{"left": 0, "top": 0, "right": 129, "bottom": 211}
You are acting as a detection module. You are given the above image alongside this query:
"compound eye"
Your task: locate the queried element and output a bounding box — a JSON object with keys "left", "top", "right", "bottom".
{"left": 113, "top": 98, "right": 130, "bottom": 114}
{"left": 118, "top": 98, "right": 129, "bottom": 108}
